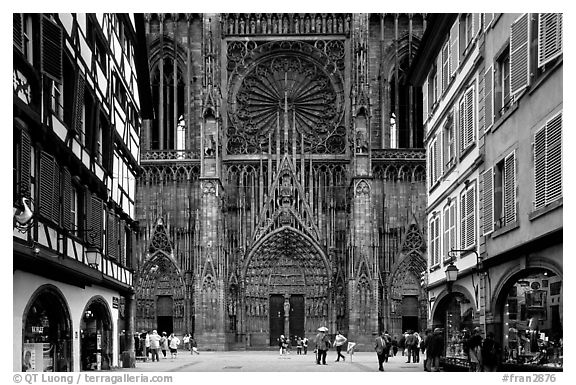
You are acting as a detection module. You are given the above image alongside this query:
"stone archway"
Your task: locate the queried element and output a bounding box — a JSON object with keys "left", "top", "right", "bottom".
{"left": 241, "top": 226, "right": 330, "bottom": 347}
{"left": 135, "top": 252, "right": 186, "bottom": 335}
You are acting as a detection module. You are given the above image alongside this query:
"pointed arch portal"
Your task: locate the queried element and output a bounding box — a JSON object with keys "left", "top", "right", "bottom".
{"left": 242, "top": 226, "right": 331, "bottom": 346}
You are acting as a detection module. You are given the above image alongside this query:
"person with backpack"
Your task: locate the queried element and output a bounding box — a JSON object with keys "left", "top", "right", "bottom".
{"left": 382, "top": 331, "right": 392, "bottom": 362}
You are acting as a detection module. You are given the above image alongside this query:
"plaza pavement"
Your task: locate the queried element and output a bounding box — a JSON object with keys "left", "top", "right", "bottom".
{"left": 118, "top": 350, "right": 429, "bottom": 372}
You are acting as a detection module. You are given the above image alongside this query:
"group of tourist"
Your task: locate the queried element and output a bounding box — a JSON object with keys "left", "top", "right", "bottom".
{"left": 277, "top": 335, "right": 310, "bottom": 355}
{"left": 135, "top": 330, "right": 199, "bottom": 361}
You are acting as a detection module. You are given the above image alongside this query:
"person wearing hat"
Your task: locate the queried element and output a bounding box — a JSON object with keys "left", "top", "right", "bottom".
{"left": 314, "top": 328, "right": 331, "bottom": 365}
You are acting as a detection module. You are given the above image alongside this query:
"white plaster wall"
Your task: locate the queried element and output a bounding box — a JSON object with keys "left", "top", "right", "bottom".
{"left": 13, "top": 270, "right": 120, "bottom": 372}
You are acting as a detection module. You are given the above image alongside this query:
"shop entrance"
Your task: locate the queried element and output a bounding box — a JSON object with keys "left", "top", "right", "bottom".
{"left": 23, "top": 287, "right": 72, "bottom": 372}
{"left": 80, "top": 298, "right": 112, "bottom": 371}
{"left": 156, "top": 295, "right": 173, "bottom": 335}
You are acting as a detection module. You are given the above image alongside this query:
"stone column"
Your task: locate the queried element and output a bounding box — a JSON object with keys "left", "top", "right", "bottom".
{"left": 121, "top": 293, "right": 136, "bottom": 368}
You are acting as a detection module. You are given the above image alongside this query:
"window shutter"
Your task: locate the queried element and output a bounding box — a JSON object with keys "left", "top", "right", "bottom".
{"left": 482, "top": 168, "right": 494, "bottom": 235}
{"left": 436, "top": 53, "right": 443, "bottom": 101}
{"left": 465, "top": 87, "right": 475, "bottom": 147}
{"left": 442, "top": 42, "right": 449, "bottom": 92}
{"left": 434, "top": 217, "right": 440, "bottom": 265}
{"left": 434, "top": 136, "right": 441, "bottom": 181}
{"left": 449, "top": 202, "right": 456, "bottom": 251}
{"left": 459, "top": 99, "right": 465, "bottom": 152}
{"left": 52, "top": 163, "right": 61, "bottom": 225}
{"left": 533, "top": 127, "right": 547, "bottom": 210}
{"left": 39, "top": 152, "right": 55, "bottom": 220}
{"left": 504, "top": 151, "right": 517, "bottom": 225}
{"left": 41, "top": 15, "right": 63, "bottom": 83}
{"left": 460, "top": 192, "right": 466, "bottom": 249}
{"left": 472, "top": 13, "right": 481, "bottom": 37}
{"left": 449, "top": 20, "right": 459, "bottom": 77}
{"left": 107, "top": 212, "right": 117, "bottom": 259}
{"left": 422, "top": 79, "right": 428, "bottom": 124}
{"left": 546, "top": 112, "right": 562, "bottom": 203}
{"left": 89, "top": 194, "right": 103, "bottom": 249}
{"left": 73, "top": 75, "right": 85, "bottom": 133}
{"left": 466, "top": 186, "right": 475, "bottom": 248}
{"left": 119, "top": 219, "right": 126, "bottom": 266}
{"left": 443, "top": 206, "right": 450, "bottom": 259}
{"left": 19, "top": 130, "right": 32, "bottom": 198}
{"left": 62, "top": 168, "right": 72, "bottom": 230}
{"left": 538, "top": 13, "right": 563, "bottom": 68}
{"left": 14, "top": 13, "right": 24, "bottom": 53}
{"left": 510, "top": 13, "right": 530, "bottom": 98}
{"left": 429, "top": 218, "right": 434, "bottom": 264}
{"left": 484, "top": 66, "right": 494, "bottom": 129}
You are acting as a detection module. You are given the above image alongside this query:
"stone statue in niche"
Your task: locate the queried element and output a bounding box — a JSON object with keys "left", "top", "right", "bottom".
{"left": 282, "top": 16, "right": 289, "bottom": 33}
{"left": 304, "top": 16, "right": 311, "bottom": 33}
{"left": 272, "top": 16, "right": 279, "bottom": 34}
{"left": 283, "top": 297, "right": 290, "bottom": 316}
{"left": 261, "top": 18, "right": 267, "bottom": 34}
{"left": 228, "top": 18, "right": 234, "bottom": 34}
{"left": 356, "top": 128, "right": 368, "bottom": 153}
{"left": 337, "top": 17, "right": 343, "bottom": 33}
{"left": 250, "top": 18, "right": 256, "bottom": 34}
{"left": 204, "top": 134, "right": 216, "bottom": 156}
{"left": 315, "top": 16, "right": 322, "bottom": 33}
{"left": 294, "top": 17, "right": 300, "bottom": 34}
{"left": 327, "top": 16, "right": 333, "bottom": 33}
{"left": 239, "top": 18, "right": 245, "bottom": 34}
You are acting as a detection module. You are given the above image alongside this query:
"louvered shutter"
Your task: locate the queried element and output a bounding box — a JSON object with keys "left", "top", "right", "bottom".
{"left": 422, "top": 79, "right": 429, "bottom": 124}
{"left": 433, "top": 217, "right": 440, "bottom": 265}
{"left": 538, "top": 13, "right": 563, "bottom": 68}
{"left": 119, "top": 219, "right": 126, "bottom": 265}
{"left": 52, "top": 164, "right": 61, "bottom": 225}
{"left": 533, "top": 127, "right": 547, "bottom": 210}
{"left": 429, "top": 218, "right": 434, "bottom": 263}
{"left": 449, "top": 202, "right": 456, "bottom": 251}
{"left": 466, "top": 186, "right": 476, "bottom": 248}
{"left": 14, "top": 14, "right": 24, "bottom": 53}
{"left": 484, "top": 66, "right": 494, "bottom": 129}
{"left": 436, "top": 53, "right": 442, "bottom": 102}
{"left": 450, "top": 20, "right": 459, "bottom": 77}
{"left": 482, "top": 168, "right": 494, "bottom": 235}
{"left": 434, "top": 136, "right": 441, "bottom": 181}
{"left": 504, "top": 152, "right": 517, "bottom": 224}
{"left": 459, "top": 99, "right": 465, "bottom": 152}
{"left": 460, "top": 192, "right": 466, "bottom": 249}
{"left": 442, "top": 42, "right": 449, "bottom": 92}
{"left": 19, "top": 130, "right": 32, "bottom": 198}
{"left": 41, "top": 15, "right": 63, "bottom": 83}
{"left": 472, "top": 13, "right": 481, "bottom": 37}
{"left": 107, "top": 212, "right": 117, "bottom": 259}
{"left": 62, "top": 168, "right": 72, "bottom": 230}
{"left": 443, "top": 206, "right": 450, "bottom": 259}
{"left": 510, "top": 13, "right": 530, "bottom": 98}
{"left": 546, "top": 112, "right": 562, "bottom": 203}
{"left": 73, "top": 75, "right": 85, "bottom": 133}
{"left": 89, "top": 194, "right": 103, "bottom": 248}
{"left": 39, "top": 152, "right": 55, "bottom": 220}
{"left": 465, "top": 87, "right": 475, "bottom": 147}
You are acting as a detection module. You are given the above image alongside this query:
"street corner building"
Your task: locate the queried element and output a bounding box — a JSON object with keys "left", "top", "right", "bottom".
{"left": 13, "top": 14, "right": 153, "bottom": 371}
{"left": 408, "top": 13, "right": 563, "bottom": 371}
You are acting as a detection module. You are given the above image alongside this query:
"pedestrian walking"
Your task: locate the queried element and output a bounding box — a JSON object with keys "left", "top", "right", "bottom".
{"left": 142, "top": 331, "right": 151, "bottom": 361}
{"left": 160, "top": 332, "right": 169, "bottom": 358}
{"left": 481, "top": 332, "right": 501, "bottom": 372}
{"left": 302, "top": 337, "right": 309, "bottom": 355}
{"left": 374, "top": 332, "right": 388, "bottom": 371}
{"left": 426, "top": 328, "right": 444, "bottom": 372}
{"left": 183, "top": 333, "right": 190, "bottom": 351}
{"left": 278, "top": 335, "right": 287, "bottom": 355}
{"left": 399, "top": 332, "right": 406, "bottom": 356}
{"left": 391, "top": 336, "right": 398, "bottom": 356}
{"left": 296, "top": 336, "right": 303, "bottom": 355}
{"left": 314, "top": 327, "right": 331, "bottom": 365}
{"left": 169, "top": 333, "right": 180, "bottom": 359}
{"left": 334, "top": 331, "right": 347, "bottom": 362}
{"left": 382, "top": 331, "right": 392, "bottom": 362}
{"left": 190, "top": 336, "right": 200, "bottom": 355}
{"left": 468, "top": 327, "right": 483, "bottom": 372}
{"left": 412, "top": 331, "right": 422, "bottom": 363}
{"left": 405, "top": 330, "right": 417, "bottom": 363}
{"left": 421, "top": 329, "right": 432, "bottom": 371}
{"left": 149, "top": 330, "right": 161, "bottom": 362}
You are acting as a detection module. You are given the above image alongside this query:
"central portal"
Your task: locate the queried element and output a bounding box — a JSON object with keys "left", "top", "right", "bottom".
{"left": 269, "top": 294, "right": 305, "bottom": 346}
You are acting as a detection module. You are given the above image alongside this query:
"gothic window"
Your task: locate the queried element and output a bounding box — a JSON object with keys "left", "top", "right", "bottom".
{"left": 150, "top": 56, "right": 185, "bottom": 150}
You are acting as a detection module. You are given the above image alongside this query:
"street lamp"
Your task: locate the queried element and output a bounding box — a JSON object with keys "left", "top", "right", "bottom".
{"left": 85, "top": 244, "right": 101, "bottom": 269}
{"left": 445, "top": 261, "right": 458, "bottom": 292}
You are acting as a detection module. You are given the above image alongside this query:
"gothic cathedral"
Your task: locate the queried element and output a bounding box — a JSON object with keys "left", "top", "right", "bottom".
{"left": 135, "top": 13, "right": 428, "bottom": 350}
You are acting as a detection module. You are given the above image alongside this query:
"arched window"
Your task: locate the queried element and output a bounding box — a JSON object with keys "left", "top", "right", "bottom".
{"left": 150, "top": 56, "right": 185, "bottom": 150}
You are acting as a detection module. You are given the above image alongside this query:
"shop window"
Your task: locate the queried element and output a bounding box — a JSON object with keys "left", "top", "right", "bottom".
{"left": 23, "top": 288, "right": 71, "bottom": 372}
{"left": 435, "top": 294, "right": 474, "bottom": 360}
{"left": 80, "top": 300, "right": 113, "bottom": 371}
{"left": 502, "top": 270, "right": 562, "bottom": 368}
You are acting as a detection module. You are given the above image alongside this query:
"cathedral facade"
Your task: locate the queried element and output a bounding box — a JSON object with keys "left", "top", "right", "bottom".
{"left": 134, "top": 13, "right": 429, "bottom": 350}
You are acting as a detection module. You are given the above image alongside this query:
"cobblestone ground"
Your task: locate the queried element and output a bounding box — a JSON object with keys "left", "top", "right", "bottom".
{"left": 117, "top": 350, "right": 428, "bottom": 372}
